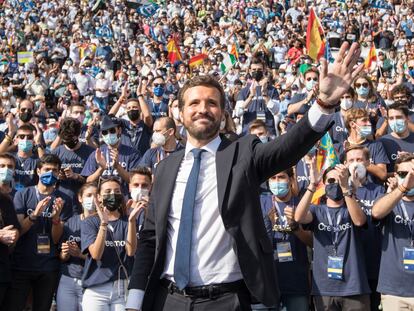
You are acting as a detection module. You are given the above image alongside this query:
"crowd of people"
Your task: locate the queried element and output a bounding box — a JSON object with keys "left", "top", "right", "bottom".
{"left": 0, "top": 0, "right": 414, "bottom": 310}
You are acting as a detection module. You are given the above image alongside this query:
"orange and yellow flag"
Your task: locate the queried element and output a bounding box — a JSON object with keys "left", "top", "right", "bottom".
{"left": 167, "top": 38, "right": 182, "bottom": 64}
{"left": 306, "top": 8, "right": 325, "bottom": 61}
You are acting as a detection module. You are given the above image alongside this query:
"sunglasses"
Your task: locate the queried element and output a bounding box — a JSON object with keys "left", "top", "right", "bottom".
{"left": 20, "top": 108, "right": 33, "bottom": 113}
{"left": 98, "top": 175, "right": 122, "bottom": 189}
{"left": 355, "top": 82, "right": 369, "bottom": 88}
{"left": 17, "top": 134, "right": 34, "bottom": 140}
{"left": 327, "top": 178, "right": 337, "bottom": 184}
{"left": 306, "top": 77, "right": 318, "bottom": 82}
{"left": 153, "top": 83, "right": 165, "bottom": 87}
{"left": 101, "top": 128, "right": 117, "bottom": 136}
{"left": 397, "top": 171, "right": 409, "bottom": 179}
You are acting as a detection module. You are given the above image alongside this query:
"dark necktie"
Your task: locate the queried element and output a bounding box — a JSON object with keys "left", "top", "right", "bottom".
{"left": 174, "top": 148, "right": 205, "bottom": 290}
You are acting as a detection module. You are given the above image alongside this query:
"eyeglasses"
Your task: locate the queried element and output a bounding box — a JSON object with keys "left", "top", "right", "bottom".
{"left": 98, "top": 175, "right": 122, "bottom": 189}
{"left": 153, "top": 83, "right": 165, "bottom": 87}
{"left": 20, "top": 108, "right": 33, "bottom": 113}
{"left": 396, "top": 171, "right": 409, "bottom": 179}
{"left": 327, "top": 178, "right": 337, "bottom": 184}
{"left": 17, "top": 134, "right": 34, "bottom": 140}
{"left": 306, "top": 77, "right": 318, "bottom": 82}
{"left": 355, "top": 82, "right": 369, "bottom": 88}
{"left": 101, "top": 128, "right": 117, "bottom": 136}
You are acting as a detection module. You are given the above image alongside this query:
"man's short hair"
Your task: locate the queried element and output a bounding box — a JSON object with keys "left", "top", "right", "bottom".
{"left": 344, "top": 108, "right": 369, "bottom": 132}
{"left": 156, "top": 117, "right": 176, "bottom": 134}
{"left": 248, "top": 119, "right": 267, "bottom": 133}
{"left": 303, "top": 67, "right": 319, "bottom": 78}
{"left": 0, "top": 153, "right": 16, "bottom": 168}
{"left": 59, "top": 117, "right": 81, "bottom": 140}
{"left": 387, "top": 103, "right": 409, "bottom": 117}
{"left": 344, "top": 145, "right": 370, "bottom": 161}
{"left": 178, "top": 75, "right": 225, "bottom": 111}
{"left": 36, "top": 154, "right": 62, "bottom": 171}
{"left": 69, "top": 102, "right": 85, "bottom": 112}
{"left": 17, "top": 124, "right": 36, "bottom": 133}
{"left": 130, "top": 167, "right": 152, "bottom": 183}
{"left": 395, "top": 153, "right": 414, "bottom": 171}
{"left": 391, "top": 84, "right": 410, "bottom": 98}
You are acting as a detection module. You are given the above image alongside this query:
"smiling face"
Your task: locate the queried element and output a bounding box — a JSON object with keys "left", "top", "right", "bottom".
{"left": 179, "top": 85, "right": 223, "bottom": 144}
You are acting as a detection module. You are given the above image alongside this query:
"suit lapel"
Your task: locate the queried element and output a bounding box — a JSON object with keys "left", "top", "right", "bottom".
{"left": 156, "top": 150, "right": 185, "bottom": 241}
{"left": 216, "top": 137, "right": 236, "bottom": 213}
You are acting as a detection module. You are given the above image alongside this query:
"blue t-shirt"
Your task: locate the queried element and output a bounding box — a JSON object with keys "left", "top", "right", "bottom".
{"left": 237, "top": 83, "right": 279, "bottom": 136}
{"left": 148, "top": 98, "right": 169, "bottom": 120}
{"left": 12, "top": 186, "right": 73, "bottom": 272}
{"left": 60, "top": 214, "right": 84, "bottom": 279}
{"left": 52, "top": 143, "right": 94, "bottom": 212}
{"left": 295, "top": 159, "right": 310, "bottom": 195}
{"left": 81, "top": 215, "right": 134, "bottom": 288}
{"left": 379, "top": 132, "right": 414, "bottom": 173}
{"left": 138, "top": 143, "right": 184, "bottom": 172}
{"left": 118, "top": 119, "right": 152, "bottom": 156}
{"left": 329, "top": 111, "right": 348, "bottom": 145}
{"left": 81, "top": 144, "right": 142, "bottom": 194}
{"left": 356, "top": 182, "right": 385, "bottom": 280}
{"left": 304, "top": 204, "right": 370, "bottom": 296}
{"left": 14, "top": 155, "right": 39, "bottom": 191}
{"left": 260, "top": 194, "right": 309, "bottom": 295}
{"left": 377, "top": 199, "right": 414, "bottom": 297}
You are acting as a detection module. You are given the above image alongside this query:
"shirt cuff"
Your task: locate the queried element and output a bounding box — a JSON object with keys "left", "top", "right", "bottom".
{"left": 308, "top": 103, "right": 334, "bottom": 133}
{"left": 125, "top": 289, "right": 145, "bottom": 311}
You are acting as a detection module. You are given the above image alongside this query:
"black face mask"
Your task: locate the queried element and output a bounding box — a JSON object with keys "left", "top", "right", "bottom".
{"left": 252, "top": 70, "right": 264, "bottom": 82}
{"left": 64, "top": 139, "right": 79, "bottom": 149}
{"left": 103, "top": 193, "right": 123, "bottom": 211}
{"left": 20, "top": 111, "right": 32, "bottom": 123}
{"left": 127, "top": 110, "right": 140, "bottom": 122}
{"left": 325, "top": 183, "right": 344, "bottom": 201}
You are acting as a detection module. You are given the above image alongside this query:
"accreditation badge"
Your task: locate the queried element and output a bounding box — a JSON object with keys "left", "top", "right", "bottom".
{"left": 256, "top": 111, "right": 266, "bottom": 121}
{"left": 403, "top": 247, "right": 414, "bottom": 271}
{"left": 37, "top": 234, "right": 51, "bottom": 255}
{"left": 327, "top": 256, "right": 344, "bottom": 280}
{"left": 276, "top": 242, "right": 293, "bottom": 262}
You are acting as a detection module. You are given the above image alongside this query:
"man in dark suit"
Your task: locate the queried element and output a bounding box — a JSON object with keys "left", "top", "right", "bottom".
{"left": 126, "top": 42, "right": 364, "bottom": 311}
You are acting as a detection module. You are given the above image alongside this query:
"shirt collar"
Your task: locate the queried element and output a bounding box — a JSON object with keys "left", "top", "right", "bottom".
{"left": 184, "top": 135, "right": 222, "bottom": 159}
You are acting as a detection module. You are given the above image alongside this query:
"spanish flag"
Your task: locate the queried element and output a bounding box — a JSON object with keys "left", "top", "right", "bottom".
{"left": 306, "top": 8, "right": 325, "bottom": 61}
{"left": 167, "top": 38, "right": 182, "bottom": 64}
{"left": 230, "top": 35, "right": 239, "bottom": 60}
{"left": 364, "top": 44, "right": 377, "bottom": 70}
{"left": 189, "top": 53, "right": 208, "bottom": 68}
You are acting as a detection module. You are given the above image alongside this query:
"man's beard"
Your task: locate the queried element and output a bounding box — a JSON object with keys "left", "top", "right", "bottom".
{"left": 183, "top": 113, "right": 221, "bottom": 141}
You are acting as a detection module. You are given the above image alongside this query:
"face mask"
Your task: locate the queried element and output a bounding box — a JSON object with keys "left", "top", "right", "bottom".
{"left": 357, "top": 124, "right": 371, "bottom": 138}
{"left": 305, "top": 79, "right": 317, "bottom": 91}
{"left": 252, "top": 70, "right": 263, "bottom": 82}
{"left": 103, "top": 133, "right": 119, "bottom": 146}
{"left": 259, "top": 135, "right": 268, "bottom": 143}
{"left": 153, "top": 86, "right": 165, "bottom": 97}
{"left": 40, "top": 171, "right": 58, "bottom": 186}
{"left": 18, "top": 140, "right": 33, "bottom": 153}
{"left": 348, "top": 162, "right": 367, "bottom": 180}
{"left": 356, "top": 86, "right": 369, "bottom": 97}
{"left": 172, "top": 107, "right": 180, "bottom": 121}
{"left": 20, "top": 111, "right": 32, "bottom": 122}
{"left": 398, "top": 176, "right": 414, "bottom": 196}
{"left": 131, "top": 187, "right": 149, "bottom": 201}
{"left": 389, "top": 119, "right": 407, "bottom": 134}
{"left": 64, "top": 139, "right": 79, "bottom": 149}
{"left": 325, "top": 182, "right": 344, "bottom": 201}
{"left": 269, "top": 181, "right": 290, "bottom": 197}
{"left": 340, "top": 98, "right": 353, "bottom": 111}
{"left": 103, "top": 193, "right": 123, "bottom": 211}
{"left": 152, "top": 131, "right": 166, "bottom": 146}
{"left": 220, "top": 119, "right": 226, "bottom": 131}
{"left": 82, "top": 196, "right": 95, "bottom": 211}
{"left": 127, "top": 109, "right": 140, "bottom": 121}
{"left": 0, "top": 167, "right": 13, "bottom": 183}
{"left": 409, "top": 69, "right": 414, "bottom": 78}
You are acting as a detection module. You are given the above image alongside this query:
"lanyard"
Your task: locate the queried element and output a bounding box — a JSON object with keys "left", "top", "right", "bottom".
{"left": 302, "top": 160, "right": 308, "bottom": 180}
{"left": 339, "top": 114, "right": 348, "bottom": 133}
{"left": 273, "top": 199, "right": 287, "bottom": 227}
{"left": 400, "top": 202, "right": 414, "bottom": 246}
{"left": 105, "top": 148, "right": 113, "bottom": 175}
{"left": 325, "top": 207, "right": 343, "bottom": 254}
{"left": 35, "top": 187, "right": 55, "bottom": 234}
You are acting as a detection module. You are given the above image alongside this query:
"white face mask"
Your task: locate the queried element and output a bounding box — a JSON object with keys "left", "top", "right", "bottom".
{"left": 82, "top": 196, "right": 95, "bottom": 211}
{"left": 340, "top": 98, "right": 353, "bottom": 111}
{"left": 152, "top": 131, "right": 166, "bottom": 146}
{"left": 172, "top": 107, "right": 180, "bottom": 121}
{"left": 131, "top": 187, "right": 150, "bottom": 202}
{"left": 348, "top": 162, "right": 367, "bottom": 181}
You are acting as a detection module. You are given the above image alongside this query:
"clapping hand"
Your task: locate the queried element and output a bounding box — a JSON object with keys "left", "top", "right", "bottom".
{"left": 127, "top": 199, "right": 147, "bottom": 223}
{"left": 334, "top": 164, "right": 350, "bottom": 190}
{"left": 318, "top": 42, "right": 364, "bottom": 107}
{"left": 0, "top": 225, "right": 18, "bottom": 246}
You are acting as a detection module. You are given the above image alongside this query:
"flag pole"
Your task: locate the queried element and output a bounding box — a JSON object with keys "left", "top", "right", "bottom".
{"left": 219, "top": 61, "right": 239, "bottom": 83}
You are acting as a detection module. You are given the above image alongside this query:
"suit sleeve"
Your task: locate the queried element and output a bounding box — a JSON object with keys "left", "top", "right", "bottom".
{"left": 253, "top": 106, "right": 332, "bottom": 183}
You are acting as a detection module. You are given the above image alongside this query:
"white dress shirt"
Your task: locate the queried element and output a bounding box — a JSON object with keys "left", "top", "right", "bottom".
{"left": 126, "top": 103, "right": 332, "bottom": 310}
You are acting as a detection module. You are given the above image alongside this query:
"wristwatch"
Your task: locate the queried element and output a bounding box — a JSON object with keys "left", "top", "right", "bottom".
{"left": 343, "top": 189, "right": 353, "bottom": 197}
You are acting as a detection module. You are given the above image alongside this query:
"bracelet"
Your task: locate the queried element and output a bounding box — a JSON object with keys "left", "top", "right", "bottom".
{"left": 100, "top": 223, "right": 108, "bottom": 227}
{"left": 398, "top": 184, "right": 408, "bottom": 194}
{"left": 52, "top": 218, "right": 60, "bottom": 225}
{"left": 306, "top": 187, "right": 315, "bottom": 193}
{"left": 5, "top": 135, "right": 12, "bottom": 144}
{"left": 137, "top": 94, "right": 144, "bottom": 98}
{"left": 316, "top": 97, "right": 338, "bottom": 110}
